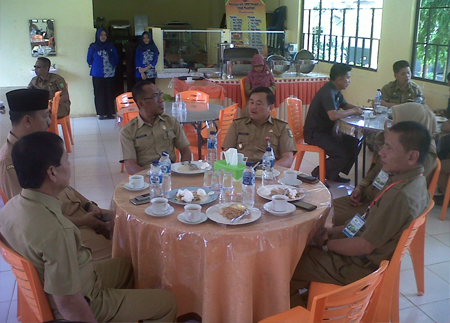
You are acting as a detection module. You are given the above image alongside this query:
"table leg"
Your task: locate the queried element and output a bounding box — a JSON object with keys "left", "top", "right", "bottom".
{"left": 197, "top": 121, "right": 203, "bottom": 160}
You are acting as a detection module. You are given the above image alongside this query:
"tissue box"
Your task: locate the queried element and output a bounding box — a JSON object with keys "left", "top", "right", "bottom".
{"left": 214, "top": 160, "right": 246, "bottom": 179}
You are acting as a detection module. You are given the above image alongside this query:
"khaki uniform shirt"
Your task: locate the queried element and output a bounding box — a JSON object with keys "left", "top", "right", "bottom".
{"left": 0, "top": 133, "right": 21, "bottom": 200}
{"left": 381, "top": 80, "right": 423, "bottom": 105}
{"left": 222, "top": 116, "right": 297, "bottom": 162}
{"left": 120, "top": 114, "right": 190, "bottom": 167}
{"left": 28, "top": 73, "right": 70, "bottom": 118}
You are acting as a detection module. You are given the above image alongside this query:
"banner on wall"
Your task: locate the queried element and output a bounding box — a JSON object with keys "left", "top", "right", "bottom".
{"left": 225, "top": 0, "right": 267, "bottom": 54}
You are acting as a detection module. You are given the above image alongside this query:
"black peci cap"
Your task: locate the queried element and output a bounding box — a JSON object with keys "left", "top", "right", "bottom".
{"left": 6, "top": 89, "right": 49, "bottom": 112}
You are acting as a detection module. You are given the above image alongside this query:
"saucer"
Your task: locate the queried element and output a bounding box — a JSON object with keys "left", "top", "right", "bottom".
{"left": 263, "top": 201, "right": 296, "bottom": 216}
{"left": 144, "top": 205, "right": 174, "bottom": 217}
{"left": 177, "top": 212, "right": 207, "bottom": 224}
{"left": 124, "top": 182, "right": 150, "bottom": 191}
{"left": 278, "top": 178, "right": 303, "bottom": 187}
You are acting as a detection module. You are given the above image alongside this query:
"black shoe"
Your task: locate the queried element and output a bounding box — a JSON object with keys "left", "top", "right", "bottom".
{"left": 311, "top": 166, "right": 319, "bottom": 178}
{"left": 98, "top": 115, "right": 106, "bottom": 120}
{"left": 332, "top": 175, "right": 351, "bottom": 183}
{"left": 106, "top": 114, "right": 116, "bottom": 119}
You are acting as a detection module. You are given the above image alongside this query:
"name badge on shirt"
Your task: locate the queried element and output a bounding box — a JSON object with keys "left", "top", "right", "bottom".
{"left": 136, "top": 134, "right": 148, "bottom": 139}
{"left": 343, "top": 213, "right": 365, "bottom": 237}
{"left": 373, "top": 170, "right": 389, "bottom": 190}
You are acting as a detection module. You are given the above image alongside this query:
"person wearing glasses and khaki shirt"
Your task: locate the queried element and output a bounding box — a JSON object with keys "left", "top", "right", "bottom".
{"left": 120, "top": 81, "right": 192, "bottom": 175}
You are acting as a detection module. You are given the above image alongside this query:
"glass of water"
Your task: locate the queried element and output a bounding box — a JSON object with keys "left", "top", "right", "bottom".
{"left": 211, "top": 171, "right": 221, "bottom": 192}
{"left": 220, "top": 172, "right": 234, "bottom": 203}
{"left": 203, "top": 169, "right": 213, "bottom": 189}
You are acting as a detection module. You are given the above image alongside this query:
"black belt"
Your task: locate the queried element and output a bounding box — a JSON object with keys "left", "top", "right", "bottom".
{"left": 357, "top": 255, "right": 379, "bottom": 270}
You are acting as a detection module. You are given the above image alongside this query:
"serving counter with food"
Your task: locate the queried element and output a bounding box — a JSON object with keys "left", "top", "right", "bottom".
{"left": 112, "top": 166, "right": 331, "bottom": 323}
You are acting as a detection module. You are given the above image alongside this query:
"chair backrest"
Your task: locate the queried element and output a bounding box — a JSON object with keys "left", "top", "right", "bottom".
{"left": 363, "top": 200, "right": 435, "bottom": 323}
{"left": 270, "top": 108, "right": 277, "bottom": 119}
{"left": 0, "top": 236, "right": 54, "bottom": 322}
{"left": 308, "top": 260, "right": 389, "bottom": 323}
{"left": 180, "top": 91, "right": 209, "bottom": 103}
{"left": 115, "top": 92, "right": 135, "bottom": 111}
{"left": 427, "top": 158, "right": 441, "bottom": 196}
{"left": 240, "top": 77, "right": 247, "bottom": 109}
{"left": 218, "top": 104, "right": 238, "bottom": 154}
{"left": 286, "top": 97, "right": 304, "bottom": 144}
{"left": 47, "top": 91, "right": 61, "bottom": 135}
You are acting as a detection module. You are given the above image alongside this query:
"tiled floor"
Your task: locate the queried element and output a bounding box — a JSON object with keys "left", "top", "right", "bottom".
{"left": 0, "top": 111, "right": 449, "bottom": 322}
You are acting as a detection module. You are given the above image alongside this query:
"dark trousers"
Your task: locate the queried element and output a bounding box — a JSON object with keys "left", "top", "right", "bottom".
{"left": 304, "top": 130, "right": 361, "bottom": 180}
{"left": 92, "top": 77, "right": 116, "bottom": 116}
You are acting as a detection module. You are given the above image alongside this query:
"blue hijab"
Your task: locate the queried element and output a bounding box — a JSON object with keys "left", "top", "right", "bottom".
{"left": 89, "top": 28, "right": 116, "bottom": 63}
{"left": 137, "top": 31, "right": 159, "bottom": 54}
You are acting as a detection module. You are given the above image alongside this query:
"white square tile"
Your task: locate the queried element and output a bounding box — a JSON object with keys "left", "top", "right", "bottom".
{"left": 7, "top": 300, "right": 18, "bottom": 323}
{"left": 399, "top": 292, "right": 415, "bottom": 310}
{"left": 401, "top": 268, "right": 450, "bottom": 306}
{"left": 424, "top": 236, "right": 450, "bottom": 266}
{"left": 0, "top": 271, "right": 15, "bottom": 302}
{"left": 426, "top": 212, "right": 450, "bottom": 235}
{"left": 401, "top": 252, "right": 413, "bottom": 271}
{"left": 76, "top": 186, "right": 115, "bottom": 202}
{"left": 418, "top": 299, "right": 450, "bottom": 323}
{"left": 433, "top": 232, "right": 450, "bottom": 247}
{"left": 427, "top": 261, "right": 450, "bottom": 283}
{"left": 74, "top": 174, "right": 114, "bottom": 190}
{"left": 0, "top": 301, "right": 10, "bottom": 323}
{"left": 0, "top": 257, "right": 11, "bottom": 272}
{"left": 399, "top": 306, "right": 435, "bottom": 323}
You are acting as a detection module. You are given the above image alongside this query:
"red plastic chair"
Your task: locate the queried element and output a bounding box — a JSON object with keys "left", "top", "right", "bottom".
{"left": 217, "top": 104, "right": 238, "bottom": 157}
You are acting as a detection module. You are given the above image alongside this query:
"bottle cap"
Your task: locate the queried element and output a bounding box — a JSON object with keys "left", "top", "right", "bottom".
{"left": 246, "top": 161, "right": 253, "bottom": 167}
{"left": 265, "top": 147, "right": 271, "bottom": 151}
{"left": 162, "top": 151, "right": 169, "bottom": 156}
{"left": 152, "top": 160, "right": 159, "bottom": 165}
{"left": 210, "top": 131, "right": 217, "bottom": 135}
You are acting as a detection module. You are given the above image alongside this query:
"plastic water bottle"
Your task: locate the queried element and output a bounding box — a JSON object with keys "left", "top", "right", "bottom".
{"left": 149, "top": 160, "right": 162, "bottom": 198}
{"left": 262, "top": 147, "right": 275, "bottom": 186}
{"left": 242, "top": 161, "right": 255, "bottom": 207}
{"left": 159, "top": 151, "right": 172, "bottom": 197}
{"left": 207, "top": 131, "right": 217, "bottom": 167}
{"left": 374, "top": 89, "right": 382, "bottom": 110}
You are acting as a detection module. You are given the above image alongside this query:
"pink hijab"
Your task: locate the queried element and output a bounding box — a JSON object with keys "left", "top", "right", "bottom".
{"left": 246, "top": 54, "right": 275, "bottom": 89}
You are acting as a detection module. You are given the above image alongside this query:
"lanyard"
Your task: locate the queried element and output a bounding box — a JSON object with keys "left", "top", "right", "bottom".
{"left": 362, "top": 180, "right": 403, "bottom": 219}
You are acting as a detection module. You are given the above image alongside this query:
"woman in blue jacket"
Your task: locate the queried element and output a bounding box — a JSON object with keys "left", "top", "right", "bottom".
{"left": 135, "top": 31, "right": 159, "bottom": 84}
{"left": 87, "top": 28, "right": 119, "bottom": 120}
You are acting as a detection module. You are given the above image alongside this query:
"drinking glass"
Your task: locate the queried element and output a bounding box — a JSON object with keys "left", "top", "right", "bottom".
{"left": 203, "top": 169, "right": 213, "bottom": 189}
{"left": 211, "top": 172, "right": 221, "bottom": 192}
{"left": 220, "top": 172, "right": 234, "bottom": 203}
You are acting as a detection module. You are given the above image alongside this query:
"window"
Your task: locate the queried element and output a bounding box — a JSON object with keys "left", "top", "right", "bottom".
{"left": 302, "top": 0, "right": 383, "bottom": 70}
{"left": 412, "top": 0, "right": 450, "bottom": 83}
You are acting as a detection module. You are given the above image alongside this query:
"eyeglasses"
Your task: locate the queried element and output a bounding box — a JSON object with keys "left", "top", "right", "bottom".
{"left": 143, "top": 91, "right": 164, "bottom": 101}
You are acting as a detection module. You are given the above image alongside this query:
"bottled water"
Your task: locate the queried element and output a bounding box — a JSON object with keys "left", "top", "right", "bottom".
{"left": 242, "top": 161, "right": 255, "bottom": 207}
{"left": 262, "top": 147, "right": 275, "bottom": 186}
{"left": 207, "top": 131, "right": 217, "bottom": 167}
{"left": 149, "top": 160, "right": 162, "bottom": 198}
{"left": 374, "top": 89, "right": 382, "bottom": 110}
{"left": 159, "top": 151, "right": 172, "bottom": 197}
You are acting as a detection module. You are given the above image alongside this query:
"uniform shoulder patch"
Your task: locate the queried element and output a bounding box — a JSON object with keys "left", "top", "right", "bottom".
{"left": 6, "top": 164, "right": 14, "bottom": 170}
{"left": 59, "top": 82, "right": 65, "bottom": 89}
{"left": 286, "top": 125, "right": 294, "bottom": 138}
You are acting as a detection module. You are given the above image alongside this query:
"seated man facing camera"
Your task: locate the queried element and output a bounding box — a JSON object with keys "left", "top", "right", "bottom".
{"left": 0, "top": 131, "right": 177, "bottom": 322}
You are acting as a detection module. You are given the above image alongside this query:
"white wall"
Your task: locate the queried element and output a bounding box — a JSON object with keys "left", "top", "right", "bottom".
{"left": 315, "top": 0, "right": 449, "bottom": 110}
{"left": 0, "top": 0, "right": 96, "bottom": 117}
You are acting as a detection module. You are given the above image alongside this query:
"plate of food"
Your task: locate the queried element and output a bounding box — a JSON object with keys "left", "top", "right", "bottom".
{"left": 171, "top": 161, "right": 211, "bottom": 175}
{"left": 254, "top": 167, "right": 281, "bottom": 178}
{"left": 168, "top": 187, "right": 218, "bottom": 205}
{"left": 206, "top": 203, "right": 261, "bottom": 225}
{"left": 257, "top": 185, "right": 305, "bottom": 201}
{"left": 436, "top": 115, "right": 448, "bottom": 123}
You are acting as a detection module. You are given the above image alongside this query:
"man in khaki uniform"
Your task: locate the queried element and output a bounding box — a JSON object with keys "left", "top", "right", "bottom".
{"left": 381, "top": 60, "right": 423, "bottom": 108}
{"left": 120, "top": 81, "right": 191, "bottom": 175}
{"left": 222, "top": 86, "right": 297, "bottom": 167}
{"left": 0, "top": 89, "right": 111, "bottom": 260}
{"left": 290, "top": 121, "right": 431, "bottom": 306}
{"left": 28, "top": 57, "right": 71, "bottom": 118}
{"left": 0, "top": 131, "right": 177, "bottom": 322}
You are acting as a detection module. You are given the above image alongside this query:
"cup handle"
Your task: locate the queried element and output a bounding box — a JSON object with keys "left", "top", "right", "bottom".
{"left": 128, "top": 182, "right": 134, "bottom": 188}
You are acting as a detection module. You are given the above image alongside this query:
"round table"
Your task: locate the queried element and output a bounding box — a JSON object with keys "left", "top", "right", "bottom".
{"left": 112, "top": 168, "right": 331, "bottom": 323}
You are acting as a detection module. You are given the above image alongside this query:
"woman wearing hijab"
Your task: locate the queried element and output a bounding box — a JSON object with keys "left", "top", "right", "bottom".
{"left": 87, "top": 28, "right": 119, "bottom": 120}
{"left": 135, "top": 31, "right": 159, "bottom": 84}
{"left": 244, "top": 54, "right": 276, "bottom": 97}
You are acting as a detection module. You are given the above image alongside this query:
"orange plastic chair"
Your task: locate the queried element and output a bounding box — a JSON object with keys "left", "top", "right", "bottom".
{"left": 180, "top": 90, "right": 209, "bottom": 103}
{"left": 0, "top": 235, "right": 54, "bottom": 323}
{"left": 31, "top": 35, "right": 43, "bottom": 42}
{"left": 240, "top": 77, "right": 248, "bottom": 110}
{"left": 115, "top": 92, "right": 135, "bottom": 112}
{"left": 270, "top": 108, "right": 277, "bottom": 118}
{"left": 259, "top": 260, "right": 389, "bottom": 323}
{"left": 439, "top": 160, "right": 450, "bottom": 221}
{"left": 306, "top": 200, "right": 435, "bottom": 323}
{"left": 0, "top": 187, "right": 8, "bottom": 205}
{"left": 47, "top": 91, "right": 72, "bottom": 153}
{"left": 57, "top": 82, "right": 74, "bottom": 152}
{"left": 217, "top": 104, "right": 238, "bottom": 157}
{"left": 286, "top": 97, "right": 326, "bottom": 184}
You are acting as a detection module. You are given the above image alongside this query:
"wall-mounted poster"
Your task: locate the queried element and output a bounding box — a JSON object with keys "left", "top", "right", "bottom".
{"left": 226, "top": 0, "right": 267, "bottom": 55}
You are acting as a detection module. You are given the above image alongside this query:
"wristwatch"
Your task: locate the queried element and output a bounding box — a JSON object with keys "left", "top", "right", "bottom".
{"left": 322, "top": 239, "right": 330, "bottom": 252}
{"left": 84, "top": 201, "right": 98, "bottom": 211}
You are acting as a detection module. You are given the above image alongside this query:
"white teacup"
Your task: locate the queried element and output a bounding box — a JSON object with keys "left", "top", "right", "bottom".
{"left": 186, "top": 76, "right": 193, "bottom": 82}
{"left": 129, "top": 175, "right": 144, "bottom": 189}
{"left": 184, "top": 204, "right": 202, "bottom": 222}
{"left": 151, "top": 197, "right": 169, "bottom": 215}
{"left": 272, "top": 195, "right": 288, "bottom": 212}
{"left": 283, "top": 170, "right": 298, "bottom": 185}
{"left": 237, "top": 153, "right": 248, "bottom": 164}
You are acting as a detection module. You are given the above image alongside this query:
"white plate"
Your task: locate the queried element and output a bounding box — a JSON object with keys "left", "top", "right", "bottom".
{"left": 123, "top": 182, "right": 150, "bottom": 191}
{"left": 278, "top": 178, "right": 303, "bottom": 187}
{"left": 257, "top": 185, "right": 305, "bottom": 201}
{"left": 263, "top": 201, "right": 296, "bottom": 216}
{"left": 206, "top": 203, "right": 261, "bottom": 225}
{"left": 177, "top": 212, "right": 207, "bottom": 224}
{"left": 170, "top": 161, "right": 211, "bottom": 175}
{"left": 436, "top": 116, "right": 448, "bottom": 123}
{"left": 255, "top": 169, "right": 281, "bottom": 178}
{"left": 168, "top": 187, "right": 218, "bottom": 205}
{"left": 144, "top": 205, "right": 174, "bottom": 217}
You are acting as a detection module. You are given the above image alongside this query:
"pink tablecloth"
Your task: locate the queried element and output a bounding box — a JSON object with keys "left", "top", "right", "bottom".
{"left": 112, "top": 168, "right": 331, "bottom": 323}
